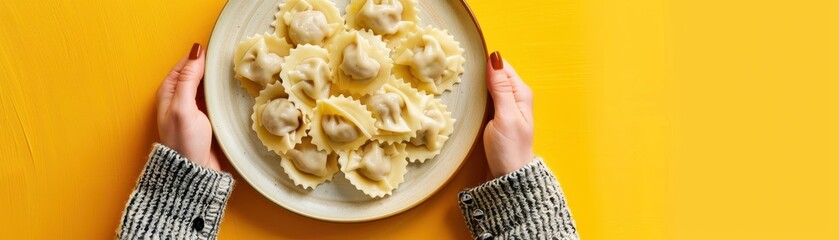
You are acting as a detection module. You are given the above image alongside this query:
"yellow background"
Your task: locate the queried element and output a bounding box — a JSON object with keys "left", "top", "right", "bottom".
{"left": 1, "top": 0, "right": 837, "bottom": 239}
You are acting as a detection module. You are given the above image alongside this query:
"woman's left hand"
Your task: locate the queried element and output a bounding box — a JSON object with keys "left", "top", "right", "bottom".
{"left": 155, "top": 43, "right": 221, "bottom": 171}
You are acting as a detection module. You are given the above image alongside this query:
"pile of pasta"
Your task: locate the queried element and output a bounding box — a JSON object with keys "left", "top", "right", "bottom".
{"left": 232, "top": 0, "right": 464, "bottom": 198}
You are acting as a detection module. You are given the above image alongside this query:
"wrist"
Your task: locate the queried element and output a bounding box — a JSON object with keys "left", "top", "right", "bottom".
{"left": 158, "top": 142, "right": 216, "bottom": 171}
{"left": 489, "top": 152, "right": 536, "bottom": 177}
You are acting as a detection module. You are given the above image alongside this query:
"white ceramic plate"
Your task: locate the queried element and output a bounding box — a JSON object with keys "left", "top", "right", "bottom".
{"left": 205, "top": 0, "right": 487, "bottom": 222}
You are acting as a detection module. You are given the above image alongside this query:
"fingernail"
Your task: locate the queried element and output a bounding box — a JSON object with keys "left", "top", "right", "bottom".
{"left": 490, "top": 51, "right": 503, "bottom": 70}
{"left": 189, "top": 43, "right": 202, "bottom": 60}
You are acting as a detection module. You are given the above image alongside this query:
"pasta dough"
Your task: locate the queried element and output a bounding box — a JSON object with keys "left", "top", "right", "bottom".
{"left": 252, "top": 81, "right": 309, "bottom": 154}
{"left": 339, "top": 141, "right": 408, "bottom": 198}
{"left": 233, "top": 33, "right": 292, "bottom": 96}
{"left": 327, "top": 30, "right": 392, "bottom": 96}
{"left": 393, "top": 26, "right": 466, "bottom": 94}
{"left": 273, "top": 0, "right": 344, "bottom": 46}
{"left": 344, "top": 0, "right": 419, "bottom": 39}
{"left": 405, "top": 94, "right": 455, "bottom": 163}
{"left": 363, "top": 76, "right": 424, "bottom": 143}
{"left": 309, "top": 95, "right": 377, "bottom": 152}
{"left": 281, "top": 44, "right": 333, "bottom": 117}
{"left": 279, "top": 137, "right": 340, "bottom": 189}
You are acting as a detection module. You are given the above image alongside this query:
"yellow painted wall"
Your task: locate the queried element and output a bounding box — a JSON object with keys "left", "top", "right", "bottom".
{"left": 1, "top": 0, "right": 837, "bottom": 239}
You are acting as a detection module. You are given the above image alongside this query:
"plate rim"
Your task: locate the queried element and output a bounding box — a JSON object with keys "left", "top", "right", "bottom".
{"left": 205, "top": 0, "right": 490, "bottom": 223}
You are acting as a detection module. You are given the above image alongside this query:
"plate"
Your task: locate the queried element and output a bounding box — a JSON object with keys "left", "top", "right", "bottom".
{"left": 205, "top": 0, "right": 487, "bottom": 222}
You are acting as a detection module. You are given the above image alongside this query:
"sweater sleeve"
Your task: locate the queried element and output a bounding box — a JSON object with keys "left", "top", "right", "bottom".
{"left": 117, "top": 144, "right": 235, "bottom": 240}
{"left": 457, "top": 157, "right": 579, "bottom": 240}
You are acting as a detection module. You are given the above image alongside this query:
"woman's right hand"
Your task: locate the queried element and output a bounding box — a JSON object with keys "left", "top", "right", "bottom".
{"left": 483, "top": 51, "right": 536, "bottom": 178}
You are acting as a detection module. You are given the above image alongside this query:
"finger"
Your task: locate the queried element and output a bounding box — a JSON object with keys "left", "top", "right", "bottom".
{"left": 503, "top": 60, "right": 534, "bottom": 124}
{"left": 173, "top": 43, "right": 206, "bottom": 108}
{"left": 486, "top": 52, "right": 519, "bottom": 119}
{"left": 196, "top": 80, "right": 208, "bottom": 114}
{"left": 157, "top": 56, "right": 188, "bottom": 119}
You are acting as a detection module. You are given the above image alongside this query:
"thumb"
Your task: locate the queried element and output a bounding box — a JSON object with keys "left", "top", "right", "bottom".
{"left": 173, "top": 43, "right": 206, "bottom": 107}
{"left": 486, "top": 51, "right": 517, "bottom": 117}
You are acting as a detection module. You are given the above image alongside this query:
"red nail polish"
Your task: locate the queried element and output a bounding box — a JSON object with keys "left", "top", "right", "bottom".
{"left": 490, "top": 51, "right": 503, "bottom": 70}
{"left": 189, "top": 43, "right": 201, "bottom": 60}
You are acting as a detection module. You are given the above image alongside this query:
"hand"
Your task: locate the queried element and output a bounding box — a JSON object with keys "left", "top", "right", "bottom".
{"left": 484, "top": 51, "right": 535, "bottom": 177}
{"left": 156, "top": 43, "right": 221, "bottom": 171}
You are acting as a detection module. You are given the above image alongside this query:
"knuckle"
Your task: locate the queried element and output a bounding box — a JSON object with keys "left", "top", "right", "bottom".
{"left": 169, "top": 68, "right": 183, "bottom": 78}
{"left": 178, "top": 68, "right": 197, "bottom": 80}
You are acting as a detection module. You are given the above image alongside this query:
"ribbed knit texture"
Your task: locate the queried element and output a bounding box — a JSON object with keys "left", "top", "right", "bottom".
{"left": 117, "top": 144, "right": 234, "bottom": 240}
{"left": 458, "top": 157, "right": 579, "bottom": 240}
{"left": 119, "top": 146, "right": 578, "bottom": 239}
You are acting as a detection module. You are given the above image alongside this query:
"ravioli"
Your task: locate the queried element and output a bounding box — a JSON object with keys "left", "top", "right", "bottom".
{"left": 233, "top": 33, "right": 292, "bottom": 96}
{"left": 279, "top": 136, "right": 340, "bottom": 189}
{"left": 363, "top": 76, "right": 424, "bottom": 144}
{"left": 339, "top": 141, "right": 408, "bottom": 198}
{"left": 327, "top": 29, "right": 392, "bottom": 96}
{"left": 252, "top": 81, "right": 309, "bottom": 155}
{"left": 273, "top": 0, "right": 344, "bottom": 46}
{"left": 309, "top": 95, "right": 377, "bottom": 152}
{"left": 405, "top": 94, "right": 455, "bottom": 163}
{"left": 344, "top": 0, "right": 419, "bottom": 39}
{"left": 281, "top": 44, "right": 333, "bottom": 117}
{"left": 393, "top": 26, "right": 466, "bottom": 94}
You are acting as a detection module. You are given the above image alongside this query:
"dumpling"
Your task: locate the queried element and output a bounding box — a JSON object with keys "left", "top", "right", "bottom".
{"left": 309, "top": 95, "right": 377, "bottom": 152}
{"left": 262, "top": 98, "right": 300, "bottom": 136}
{"left": 273, "top": 0, "right": 343, "bottom": 46}
{"left": 252, "top": 81, "right": 308, "bottom": 154}
{"left": 405, "top": 94, "right": 455, "bottom": 163}
{"left": 344, "top": 0, "right": 419, "bottom": 39}
{"left": 327, "top": 29, "right": 392, "bottom": 96}
{"left": 233, "top": 33, "right": 292, "bottom": 96}
{"left": 279, "top": 136, "right": 339, "bottom": 190}
{"left": 339, "top": 141, "right": 408, "bottom": 198}
{"left": 393, "top": 26, "right": 466, "bottom": 94}
{"left": 362, "top": 76, "right": 424, "bottom": 144}
{"left": 280, "top": 44, "right": 332, "bottom": 118}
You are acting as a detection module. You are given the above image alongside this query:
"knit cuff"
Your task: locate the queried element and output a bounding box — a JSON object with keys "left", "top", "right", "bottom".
{"left": 118, "top": 144, "right": 234, "bottom": 240}
{"left": 457, "top": 157, "right": 579, "bottom": 240}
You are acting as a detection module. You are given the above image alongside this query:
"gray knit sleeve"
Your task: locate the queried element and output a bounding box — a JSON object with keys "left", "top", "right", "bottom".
{"left": 118, "top": 144, "right": 234, "bottom": 240}
{"left": 458, "top": 157, "right": 579, "bottom": 240}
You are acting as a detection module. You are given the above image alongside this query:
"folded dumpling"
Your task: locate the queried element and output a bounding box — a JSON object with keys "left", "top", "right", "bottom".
{"left": 280, "top": 44, "right": 333, "bottom": 118}
{"left": 362, "top": 76, "right": 424, "bottom": 144}
{"left": 344, "top": 0, "right": 419, "bottom": 41}
{"left": 280, "top": 136, "right": 340, "bottom": 190}
{"left": 327, "top": 29, "right": 392, "bottom": 96}
{"left": 339, "top": 141, "right": 408, "bottom": 198}
{"left": 233, "top": 33, "right": 292, "bottom": 96}
{"left": 273, "top": 0, "right": 344, "bottom": 46}
{"left": 309, "top": 95, "right": 377, "bottom": 152}
{"left": 393, "top": 26, "right": 465, "bottom": 94}
{"left": 405, "top": 94, "right": 455, "bottom": 163}
{"left": 252, "top": 81, "right": 309, "bottom": 154}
